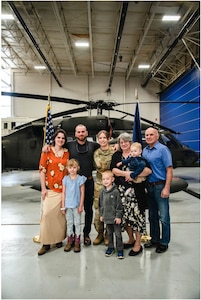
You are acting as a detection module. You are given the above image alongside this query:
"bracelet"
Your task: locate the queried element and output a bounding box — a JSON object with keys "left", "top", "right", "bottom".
{"left": 60, "top": 207, "right": 65, "bottom": 211}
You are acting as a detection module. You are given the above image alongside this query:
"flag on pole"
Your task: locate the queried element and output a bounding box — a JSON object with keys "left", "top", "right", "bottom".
{"left": 44, "top": 104, "right": 54, "bottom": 145}
{"left": 132, "top": 102, "right": 142, "bottom": 144}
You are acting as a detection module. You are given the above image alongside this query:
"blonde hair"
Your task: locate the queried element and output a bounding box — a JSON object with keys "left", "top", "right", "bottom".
{"left": 66, "top": 158, "right": 80, "bottom": 171}
{"left": 96, "top": 130, "right": 110, "bottom": 139}
{"left": 131, "top": 142, "right": 142, "bottom": 151}
{"left": 102, "top": 170, "right": 114, "bottom": 177}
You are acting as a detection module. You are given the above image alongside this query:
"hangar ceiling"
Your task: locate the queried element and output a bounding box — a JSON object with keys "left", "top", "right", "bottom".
{"left": 1, "top": 1, "right": 200, "bottom": 91}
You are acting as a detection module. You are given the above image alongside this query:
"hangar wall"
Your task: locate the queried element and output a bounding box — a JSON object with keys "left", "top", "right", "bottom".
{"left": 160, "top": 67, "right": 200, "bottom": 155}
{"left": 11, "top": 72, "right": 160, "bottom": 123}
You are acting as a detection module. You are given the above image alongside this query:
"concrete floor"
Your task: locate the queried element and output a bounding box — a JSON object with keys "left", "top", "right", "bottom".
{"left": 1, "top": 167, "right": 200, "bottom": 299}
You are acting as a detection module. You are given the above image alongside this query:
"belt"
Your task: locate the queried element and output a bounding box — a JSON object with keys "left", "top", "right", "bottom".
{"left": 87, "top": 176, "right": 93, "bottom": 180}
{"left": 148, "top": 180, "right": 166, "bottom": 186}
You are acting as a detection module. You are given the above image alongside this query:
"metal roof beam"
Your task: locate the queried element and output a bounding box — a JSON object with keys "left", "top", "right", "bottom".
{"left": 8, "top": 1, "right": 62, "bottom": 87}
{"left": 141, "top": 8, "right": 200, "bottom": 88}
{"left": 51, "top": 2, "right": 77, "bottom": 76}
{"left": 107, "top": 1, "right": 128, "bottom": 92}
{"left": 126, "top": 3, "right": 157, "bottom": 80}
{"left": 87, "top": 2, "right": 94, "bottom": 77}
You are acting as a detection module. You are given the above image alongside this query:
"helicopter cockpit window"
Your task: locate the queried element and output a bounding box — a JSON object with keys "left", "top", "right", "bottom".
{"left": 11, "top": 122, "right": 16, "bottom": 130}
{"left": 32, "top": 126, "right": 44, "bottom": 137}
{"left": 160, "top": 134, "right": 180, "bottom": 149}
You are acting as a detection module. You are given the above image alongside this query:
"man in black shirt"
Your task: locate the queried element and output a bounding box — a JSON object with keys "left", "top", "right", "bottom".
{"left": 67, "top": 124, "right": 99, "bottom": 245}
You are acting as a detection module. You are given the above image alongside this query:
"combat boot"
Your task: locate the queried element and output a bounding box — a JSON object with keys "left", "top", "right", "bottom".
{"left": 74, "top": 235, "right": 81, "bottom": 253}
{"left": 93, "top": 232, "right": 104, "bottom": 245}
{"left": 64, "top": 235, "right": 74, "bottom": 252}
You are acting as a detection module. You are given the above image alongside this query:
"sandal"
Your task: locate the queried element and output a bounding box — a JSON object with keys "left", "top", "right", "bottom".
{"left": 84, "top": 236, "right": 91, "bottom": 246}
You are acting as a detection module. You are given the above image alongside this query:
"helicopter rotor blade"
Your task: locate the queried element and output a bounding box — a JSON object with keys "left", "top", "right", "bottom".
{"left": 117, "top": 101, "right": 199, "bottom": 105}
{"left": 1, "top": 91, "right": 88, "bottom": 105}
{"left": 2, "top": 92, "right": 199, "bottom": 107}
{"left": 112, "top": 108, "right": 180, "bottom": 134}
{"left": 3, "top": 91, "right": 182, "bottom": 134}
{"left": 14, "top": 106, "right": 88, "bottom": 130}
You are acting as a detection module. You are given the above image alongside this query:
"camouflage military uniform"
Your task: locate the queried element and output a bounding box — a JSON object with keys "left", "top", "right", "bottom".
{"left": 93, "top": 146, "right": 115, "bottom": 233}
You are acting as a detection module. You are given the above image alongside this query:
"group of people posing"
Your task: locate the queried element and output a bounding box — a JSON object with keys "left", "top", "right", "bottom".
{"left": 38, "top": 124, "right": 173, "bottom": 259}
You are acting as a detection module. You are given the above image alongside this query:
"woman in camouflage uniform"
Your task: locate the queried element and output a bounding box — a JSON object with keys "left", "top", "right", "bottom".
{"left": 93, "top": 130, "right": 115, "bottom": 246}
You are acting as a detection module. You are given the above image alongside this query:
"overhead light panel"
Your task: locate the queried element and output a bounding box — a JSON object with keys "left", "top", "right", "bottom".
{"left": 162, "top": 15, "right": 181, "bottom": 21}
{"left": 138, "top": 64, "right": 150, "bottom": 69}
{"left": 1, "top": 14, "right": 14, "bottom": 20}
{"left": 34, "top": 66, "right": 46, "bottom": 70}
{"left": 75, "top": 42, "right": 89, "bottom": 47}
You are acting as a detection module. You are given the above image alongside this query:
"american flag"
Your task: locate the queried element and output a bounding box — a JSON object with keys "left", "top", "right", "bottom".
{"left": 45, "top": 105, "right": 54, "bottom": 145}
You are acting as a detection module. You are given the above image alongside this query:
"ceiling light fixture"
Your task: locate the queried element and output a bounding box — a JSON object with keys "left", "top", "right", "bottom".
{"left": 138, "top": 64, "right": 150, "bottom": 69}
{"left": 75, "top": 42, "right": 89, "bottom": 47}
{"left": 1, "top": 14, "right": 14, "bottom": 20}
{"left": 162, "top": 15, "right": 181, "bottom": 21}
{"left": 34, "top": 66, "right": 46, "bottom": 70}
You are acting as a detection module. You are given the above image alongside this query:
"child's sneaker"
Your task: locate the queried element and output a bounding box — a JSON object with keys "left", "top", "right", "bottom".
{"left": 105, "top": 248, "right": 115, "bottom": 257}
{"left": 117, "top": 251, "right": 124, "bottom": 259}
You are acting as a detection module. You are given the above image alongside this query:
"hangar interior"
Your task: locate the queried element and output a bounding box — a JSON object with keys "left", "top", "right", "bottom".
{"left": 1, "top": 0, "right": 200, "bottom": 153}
{"left": 1, "top": 1, "right": 200, "bottom": 299}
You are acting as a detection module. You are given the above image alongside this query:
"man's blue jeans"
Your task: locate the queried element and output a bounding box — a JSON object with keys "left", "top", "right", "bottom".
{"left": 147, "top": 183, "right": 170, "bottom": 245}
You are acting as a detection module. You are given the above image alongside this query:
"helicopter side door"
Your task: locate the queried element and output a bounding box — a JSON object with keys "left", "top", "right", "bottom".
{"left": 18, "top": 126, "right": 43, "bottom": 170}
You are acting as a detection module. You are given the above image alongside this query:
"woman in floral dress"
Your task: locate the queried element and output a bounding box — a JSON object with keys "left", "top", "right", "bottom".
{"left": 38, "top": 129, "right": 69, "bottom": 255}
{"left": 110, "top": 132, "right": 151, "bottom": 256}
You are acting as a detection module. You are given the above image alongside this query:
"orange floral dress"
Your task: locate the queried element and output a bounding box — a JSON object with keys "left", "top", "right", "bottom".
{"left": 39, "top": 147, "right": 69, "bottom": 193}
{"left": 39, "top": 147, "right": 69, "bottom": 245}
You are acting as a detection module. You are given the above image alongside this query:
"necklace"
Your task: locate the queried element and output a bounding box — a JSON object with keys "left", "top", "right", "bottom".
{"left": 53, "top": 147, "right": 63, "bottom": 158}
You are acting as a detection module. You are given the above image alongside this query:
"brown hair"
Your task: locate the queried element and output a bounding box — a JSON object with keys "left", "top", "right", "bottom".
{"left": 52, "top": 129, "right": 67, "bottom": 146}
{"left": 75, "top": 124, "right": 88, "bottom": 132}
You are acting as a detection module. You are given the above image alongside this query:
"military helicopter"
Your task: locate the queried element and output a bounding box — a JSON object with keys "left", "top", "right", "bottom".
{"left": 2, "top": 91, "right": 198, "bottom": 174}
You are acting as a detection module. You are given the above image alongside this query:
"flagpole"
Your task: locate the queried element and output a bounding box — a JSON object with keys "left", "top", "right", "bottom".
{"left": 43, "top": 94, "right": 51, "bottom": 145}
{"left": 135, "top": 88, "right": 138, "bottom": 100}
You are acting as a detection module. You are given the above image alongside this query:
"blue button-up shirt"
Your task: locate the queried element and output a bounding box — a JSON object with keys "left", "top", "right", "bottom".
{"left": 143, "top": 141, "right": 172, "bottom": 182}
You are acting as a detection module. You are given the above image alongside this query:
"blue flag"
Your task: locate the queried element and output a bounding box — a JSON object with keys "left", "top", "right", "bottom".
{"left": 45, "top": 105, "right": 54, "bottom": 145}
{"left": 132, "top": 102, "right": 142, "bottom": 144}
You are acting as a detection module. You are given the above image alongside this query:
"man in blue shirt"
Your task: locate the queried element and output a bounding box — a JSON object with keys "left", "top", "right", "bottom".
{"left": 143, "top": 127, "right": 173, "bottom": 253}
